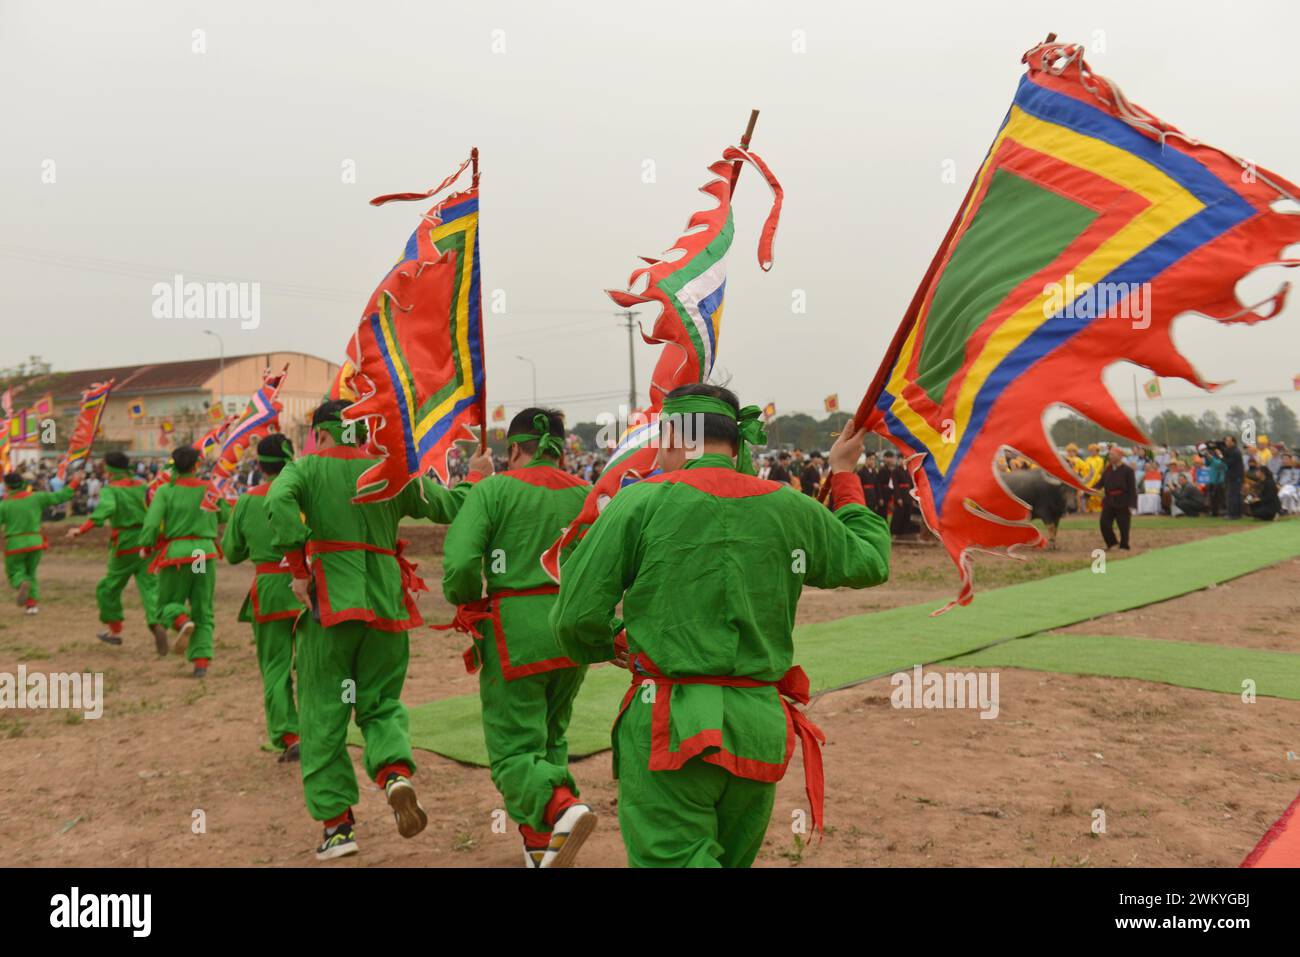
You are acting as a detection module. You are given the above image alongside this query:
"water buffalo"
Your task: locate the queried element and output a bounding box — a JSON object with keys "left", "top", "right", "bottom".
{"left": 1001, "top": 468, "right": 1070, "bottom": 547}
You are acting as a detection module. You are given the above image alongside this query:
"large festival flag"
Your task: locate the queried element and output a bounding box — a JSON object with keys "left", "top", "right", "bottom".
{"left": 541, "top": 141, "right": 784, "bottom": 580}
{"left": 852, "top": 39, "right": 1300, "bottom": 613}
{"left": 328, "top": 359, "right": 358, "bottom": 403}
{"left": 339, "top": 151, "right": 486, "bottom": 499}
{"left": 57, "top": 379, "right": 114, "bottom": 481}
{"left": 200, "top": 367, "right": 286, "bottom": 510}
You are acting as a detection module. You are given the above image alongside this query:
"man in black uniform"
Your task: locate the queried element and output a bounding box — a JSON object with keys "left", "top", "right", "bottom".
{"left": 857, "top": 452, "right": 881, "bottom": 514}
{"left": 882, "top": 450, "right": 914, "bottom": 536}
{"left": 1099, "top": 445, "right": 1137, "bottom": 549}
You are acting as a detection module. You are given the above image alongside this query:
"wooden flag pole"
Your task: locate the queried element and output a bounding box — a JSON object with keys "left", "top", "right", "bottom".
{"left": 729, "top": 109, "right": 760, "bottom": 195}
{"left": 472, "top": 145, "right": 489, "bottom": 455}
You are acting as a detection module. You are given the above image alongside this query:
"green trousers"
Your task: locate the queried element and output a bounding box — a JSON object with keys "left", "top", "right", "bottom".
{"left": 5, "top": 551, "right": 41, "bottom": 601}
{"left": 615, "top": 693, "right": 775, "bottom": 868}
{"left": 253, "top": 617, "right": 299, "bottom": 749}
{"left": 477, "top": 623, "right": 587, "bottom": 832}
{"left": 296, "top": 615, "right": 414, "bottom": 821}
{"left": 156, "top": 563, "right": 216, "bottom": 662}
{"left": 96, "top": 551, "right": 160, "bottom": 626}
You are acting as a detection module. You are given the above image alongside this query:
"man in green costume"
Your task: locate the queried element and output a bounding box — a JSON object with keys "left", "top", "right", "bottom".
{"left": 1, "top": 471, "right": 79, "bottom": 615}
{"left": 550, "top": 384, "right": 891, "bottom": 867}
{"left": 221, "top": 434, "right": 303, "bottom": 762}
{"left": 267, "top": 399, "right": 492, "bottom": 861}
{"left": 441, "top": 407, "right": 597, "bottom": 868}
{"left": 139, "top": 445, "right": 229, "bottom": 674}
{"left": 65, "top": 451, "right": 161, "bottom": 646}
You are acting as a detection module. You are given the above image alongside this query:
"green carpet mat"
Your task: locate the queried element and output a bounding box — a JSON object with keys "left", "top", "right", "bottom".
{"left": 948, "top": 633, "right": 1300, "bottom": 700}
{"left": 350, "top": 520, "right": 1300, "bottom": 765}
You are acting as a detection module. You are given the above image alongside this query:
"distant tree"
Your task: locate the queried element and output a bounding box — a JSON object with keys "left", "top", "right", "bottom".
{"left": 1264, "top": 397, "right": 1300, "bottom": 446}
{"left": 1048, "top": 413, "right": 1134, "bottom": 447}
{"left": 1196, "top": 410, "right": 1223, "bottom": 437}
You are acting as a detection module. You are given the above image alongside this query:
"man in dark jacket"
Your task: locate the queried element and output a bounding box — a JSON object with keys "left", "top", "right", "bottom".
{"left": 1222, "top": 435, "right": 1244, "bottom": 518}
{"left": 1099, "top": 445, "right": 1137, "bottom": 549}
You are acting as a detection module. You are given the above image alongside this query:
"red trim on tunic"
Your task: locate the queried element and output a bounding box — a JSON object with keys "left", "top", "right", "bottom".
{"left": 245, "top": 483, "right": 270, "bottom": 498}
{"left": 108, "top": 479, "right": 145, "bottom": 488}
{"left": 830, "top": 472, "right": 866, "bottom": 509}
{"left": 435, "top": 585, "right": 578, "bottom": 680}
{"left": 306, "top": 539, "right": 424, "bottom": 632}
{"left": 498, "top": 466, "right": 589, "bottom": 490}
{"left": 147, "top": 535, "right": 220, "bottom": 573}
{"left": 250, "top": 561, "right": 301, "bottom": 623}
{"left": 642, "top": 467, "right": 783, "bottom": 499}
{"left": 173, "top": 477, "right": 207, "bottom": 488}
{"left": 4, "top": 532, "right": 48, "bottom": 556}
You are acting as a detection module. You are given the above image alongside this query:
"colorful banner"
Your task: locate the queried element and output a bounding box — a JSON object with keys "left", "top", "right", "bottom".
{"left": 854, "top": 39, "right": 1300, "bottom": 613}
{"left": 57, "top": 379, "right": 114, "bottom": 481}
{"left": 200, "top": 367, "right": 286, "bottom": 510}
{"left": 341, "top": 151, "right": 487, "bottom": 498}
{"left": 541, "top": 144, "right": 784, "bottom": 580}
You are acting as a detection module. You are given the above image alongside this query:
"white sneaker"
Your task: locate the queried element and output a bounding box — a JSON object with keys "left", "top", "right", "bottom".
{"left": 24, "top": 605, "right": 38, "bottom": 616}
{"left": 173, "top": 619, "right": 195, "bottom": 655}
{"left": 384, "top": 776, "right": 428, "bottom": 838}
{"left": 540, "top": 803, "right": 597, "bottom": 868}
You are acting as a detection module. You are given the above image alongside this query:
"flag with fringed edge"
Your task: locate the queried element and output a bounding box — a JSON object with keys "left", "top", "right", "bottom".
{"left": 57, "top": 379, "right": 114, "bottom": 481}
{"left": 339, "top": 151, "right": 486, "bottom": 500}
{"left": 855, "top": 40, "right": 1300, "bottom": 614}
{"left": 200, "top": 368, "right": 286, "bottom": 511}
{"left": 541, "top": 145, "right": 783, "bottom": 580}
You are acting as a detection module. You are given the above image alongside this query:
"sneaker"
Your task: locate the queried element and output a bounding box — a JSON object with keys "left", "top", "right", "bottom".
{"left": 523, "top": 845, "right": 548, "bottom": 868}
{"left": 315, "top": 823, "right": 359, "bottom": 861}
{"left": 278, "top": 743, "right": 301, "bottom": 764}
{"left": 192, "top": 664, "right": 208, "bottom": 678}
{"left": 540, "top": 803, "right": 597, "bottom": 868}
{"left": 173, "top": 619, "right": 195, "bottom": 656}
{"left": 384, "top": 775, "right": 428, "bottom": 839}
{"left": 151, "top": 624, "right": 169, "bottom": 656}
{"left": 15, "top": 581, "right": 29, "bottom": 608}
{"left": 24, "top": 605, "right": 38, "bottom": 616}
{"left": 97, "top": 630, "right": 123, "bottom": 646}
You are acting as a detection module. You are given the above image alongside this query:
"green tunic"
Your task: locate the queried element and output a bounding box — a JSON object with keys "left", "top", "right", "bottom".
{"left": 441, "top": 461, "right": 591, "bottom": 833}
{"left": 222, "top": 481, "right": 303, "bottom": 624}
{"left": 84, "top": 475, "right": 159, "bottom": 626}
{"left": 550, "top": 452, "right": 890, "bottom": 866}
{"left": 1, "top": 485, "right": 74, "bottom": 603}
{"left": 1, "top": 486, "right": 74, "bottom": 554}
{"left": 140, "top": 477, "right": 228, "bottom": 567}
{"left": 266, "top": 446, "right": 471, "bottom": 631}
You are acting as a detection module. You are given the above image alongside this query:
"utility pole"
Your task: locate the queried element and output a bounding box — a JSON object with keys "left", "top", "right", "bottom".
{"left": 620, "top": 310, "right": 638, "bottom": 409}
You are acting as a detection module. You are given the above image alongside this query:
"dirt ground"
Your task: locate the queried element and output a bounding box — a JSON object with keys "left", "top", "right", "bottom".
{"left": 1, "top": 514, "right": 1296, "bottom": 867}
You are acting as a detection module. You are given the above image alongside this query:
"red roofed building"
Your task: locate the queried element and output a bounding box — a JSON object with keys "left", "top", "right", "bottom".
{"left": 10, "top": 352, "right": 340, "bottom": 462}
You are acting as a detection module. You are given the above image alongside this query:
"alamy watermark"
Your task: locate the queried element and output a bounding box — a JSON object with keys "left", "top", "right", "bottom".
{"left": 152, "top": 274, "right": 261, "bottom": 329}
{"left": 595, "top": 406, "right": 708, "bottom": 457}
{"left": 890, "top": 665, "right": 999, "bottom": 719}
{"left": 1043, "top": 275, "right": 1152, "bottom": 330}
{"left": 1, "top": 667, "right": 104, "bottom": 719}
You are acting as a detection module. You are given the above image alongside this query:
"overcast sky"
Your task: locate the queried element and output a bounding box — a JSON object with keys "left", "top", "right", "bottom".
{"left": 4, "top": 0, "right": 1298, "bottom": 426}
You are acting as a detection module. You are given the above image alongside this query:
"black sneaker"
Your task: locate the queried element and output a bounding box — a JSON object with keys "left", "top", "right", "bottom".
{"left": 96, "top": 630, "right": 123, "bottom": 646}
{"left": 315, "top": 822, "right": 359, "bottom": 861}
{"left": 192, "top": 664, "right": 208, "bottom": 678}
{"left": 278, "top": 743, "right": 301, "bottom": 763}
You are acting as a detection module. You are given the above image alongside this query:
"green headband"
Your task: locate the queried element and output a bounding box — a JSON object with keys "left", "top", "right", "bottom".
{"left": 258, "top": 450, "right": 294, "bottom": 465}
{"left": 106, "top": 464, "right": 132, "bottom": 476}
{"left": 508, "top": 413, "right": 564, "bottom": 464}
{"left": 658, "top": 395, "right": 767, "bottom": 475}
{"left": 317, "top": 419, "right": 367, "bottom": 447}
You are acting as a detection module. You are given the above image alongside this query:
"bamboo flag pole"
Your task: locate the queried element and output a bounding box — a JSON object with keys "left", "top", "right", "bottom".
{"left": 729, "top": 109, "right": 760, "bottom": 194}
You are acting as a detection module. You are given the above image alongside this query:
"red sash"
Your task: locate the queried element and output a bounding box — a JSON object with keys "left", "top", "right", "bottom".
{"left": 305, "top": 539, "right": 427, "bottom": 596}
{"left": 148, "top": 535, "right": 221, "bottom": 573}
{"left": 619, "top": 650, "right": 827, "bottom": 834}
{"left": 434, "top": 584, "right": 568, "bottom": 677}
